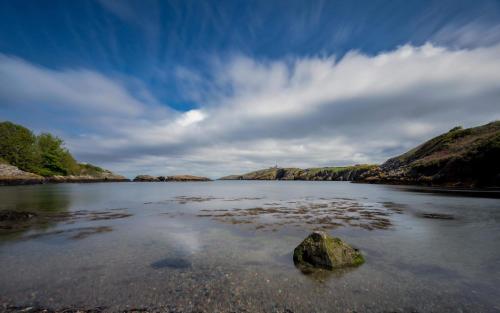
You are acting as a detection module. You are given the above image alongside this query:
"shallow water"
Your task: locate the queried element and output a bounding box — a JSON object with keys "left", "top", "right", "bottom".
{"left": 0, "top": 181, "right": 499, "bottom": 312}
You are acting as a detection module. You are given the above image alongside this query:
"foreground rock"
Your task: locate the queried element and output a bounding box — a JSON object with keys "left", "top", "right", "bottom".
{"left": 357, "top": 121, "right": 500, "bottom": 188}
{"left": 293, "top": 231, "right": 364, "bottom": 270}
{"left": 219, "top": 164, "right": 376, "bottom": 181}
{"left": 134, "top": 174, "right": 211, "bottom": 182}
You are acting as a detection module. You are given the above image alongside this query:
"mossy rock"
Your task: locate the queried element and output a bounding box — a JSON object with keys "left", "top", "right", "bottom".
{"left": 293, "top": 231, "right": 364, "bottom": 270}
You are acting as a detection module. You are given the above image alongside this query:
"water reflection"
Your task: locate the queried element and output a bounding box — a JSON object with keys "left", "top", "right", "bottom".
{"left": 0, "top": 181, "right": 499, "bottom": 312}
{"left": 0, "top": 186, "right": 71, "bottom": 240}
{"left": 0, "top": 185, "right": 72, "bottom": 212}
{"left": 0, "top": 185, "right": 134, "bottom": 242}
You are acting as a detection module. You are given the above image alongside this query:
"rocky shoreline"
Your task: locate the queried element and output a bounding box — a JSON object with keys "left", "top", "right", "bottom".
{"left": 218, "top": 122, "right": 500, "bottom": 188}
{"left": 0, "top": 163, "right": 214, "bottom": 186}
{"left": 0, "top": 163, "right": 129, "bottom": 186}
{"left": 218, "top": 165, "right": 376, "bottom": 181}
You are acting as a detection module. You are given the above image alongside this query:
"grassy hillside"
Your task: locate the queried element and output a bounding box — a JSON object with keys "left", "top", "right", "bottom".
{"left": 359, "top": 121, "right": 500, "bottom": 187}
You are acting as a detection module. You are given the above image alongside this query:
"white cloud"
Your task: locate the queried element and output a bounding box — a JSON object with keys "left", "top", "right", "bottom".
{"left": 2, "top": 43, "right": 500, "bottom": 178}
{"left": 177, "top": 110, "right": 206, "bottom": 127}
{"left": 0, "top": 54, "right": 144, "bottom": 116}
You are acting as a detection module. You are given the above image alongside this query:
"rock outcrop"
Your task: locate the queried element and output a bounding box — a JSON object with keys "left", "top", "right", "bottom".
{"left": 165, "top": 175, "right": 211, "bottom": 182}
{"left": 0, "top": 163, "right": 128, "bottom": 186}
{"left": 133, "top": 175, "right": 160, "bottom": 182}
{"left": 46, "top": 171, "right": 129, "bottom": 183}
{"left": 134, "top": 175, "right": 211, "bottom": 182}
{"left": 0, "top": 163, "right": 44, "bottom": 185}
{"left": 293, "top": 231, "right": 364, "bottom": 270}
{"left": 357, "top": 121, "right": 500, "bottom": 187}
{"left": 219, "top": 165, "right": 376, "bottom": 181}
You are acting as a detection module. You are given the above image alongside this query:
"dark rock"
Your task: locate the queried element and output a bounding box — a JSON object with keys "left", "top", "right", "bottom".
{"left": 293, "top": 231, "right": 364, "bottom": 270}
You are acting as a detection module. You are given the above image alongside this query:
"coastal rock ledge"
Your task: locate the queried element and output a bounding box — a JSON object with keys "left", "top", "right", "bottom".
{"left": 0, "top": 163, "right": 44, "bottom": 185}
{"left": 293, "top": 231, "right": 364, "bottom": 270}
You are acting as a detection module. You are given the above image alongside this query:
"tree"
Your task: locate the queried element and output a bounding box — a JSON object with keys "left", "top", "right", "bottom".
{"left": 0, "top": 121, "right": 93, "bottom": 176}
{"left": 0, "top": 121, "right": 39, "bottom": 172}
{"left": 36, "top": 133, "right": 79, "bottom": 176}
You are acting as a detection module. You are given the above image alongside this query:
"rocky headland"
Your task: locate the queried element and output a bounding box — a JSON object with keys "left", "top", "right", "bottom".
{"left": 219, "top": 164, "right": 377, "bottom": 181}
{"left": 356, "top": 121, "right": 500, "bottom": 188}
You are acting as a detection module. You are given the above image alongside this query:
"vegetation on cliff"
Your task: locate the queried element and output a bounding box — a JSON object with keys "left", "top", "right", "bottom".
{"left": 0, "top": 121, "right": 126, "bottom": 181}
{"left": 219, "top": 164, "right": 377, "bottom": 181}
{"left": 358, "top": 121, "right": 500, "bottom": 187}
{"left": 1, "top": 121, "right": 82, "bottom": 176}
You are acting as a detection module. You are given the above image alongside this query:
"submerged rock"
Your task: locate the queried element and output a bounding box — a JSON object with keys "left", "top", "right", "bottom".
{"left": 293, "top": 231, "right": 364, "bottom": 270}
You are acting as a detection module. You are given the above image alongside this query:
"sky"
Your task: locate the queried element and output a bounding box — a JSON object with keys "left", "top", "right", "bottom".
{"left": 1, "top": 0, "right": 500, "bottom": 178}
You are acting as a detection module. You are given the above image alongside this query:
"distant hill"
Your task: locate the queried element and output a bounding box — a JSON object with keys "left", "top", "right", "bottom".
{"left": 357, "top": 121, "right": 500, "bottom": 187}
{"left": 219, "top": 164, "right": 377, "bottom": 181}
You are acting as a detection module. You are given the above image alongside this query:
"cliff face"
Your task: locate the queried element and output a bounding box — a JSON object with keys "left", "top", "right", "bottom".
{"left": 219, "top": 165, "right": 377, "bottom": 181}
{"left": 357, "top": 121, "right": 500, "bottom": 187}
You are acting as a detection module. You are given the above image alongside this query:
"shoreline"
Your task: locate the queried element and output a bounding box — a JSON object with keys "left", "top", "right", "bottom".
{"left": 2, "top": 178, "right": 499, "bottom": 194}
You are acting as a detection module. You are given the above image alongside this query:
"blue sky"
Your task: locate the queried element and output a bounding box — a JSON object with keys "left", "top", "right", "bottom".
{"left": 1, "top": 0, "right": 500, "bottom": 177}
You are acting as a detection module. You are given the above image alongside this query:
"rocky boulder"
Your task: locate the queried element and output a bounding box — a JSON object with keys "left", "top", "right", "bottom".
{"left": 293, "top": 231, "right": 364, "bottom": 270}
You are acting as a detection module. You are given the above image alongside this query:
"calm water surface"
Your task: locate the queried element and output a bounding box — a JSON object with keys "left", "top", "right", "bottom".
{"left": 0, "top": 181, "right": 499, "bottom": 312}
